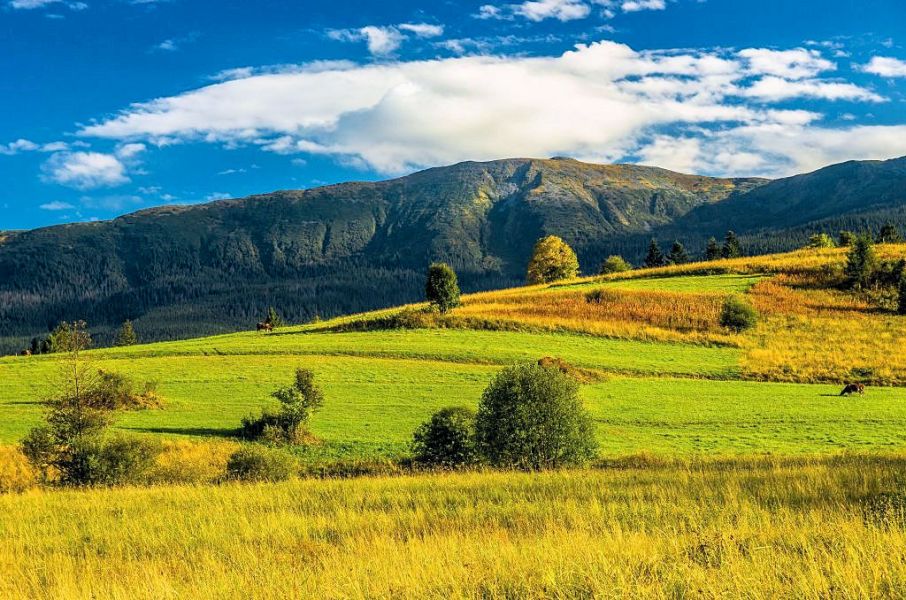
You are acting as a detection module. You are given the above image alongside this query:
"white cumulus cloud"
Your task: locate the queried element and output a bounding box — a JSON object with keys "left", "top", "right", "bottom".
{"left": 328, "top": 22, "right": 443, "bottom": 56}
{"left": 42, "top": 152, "right": 130, "bottom": 189}
{"left": 861, "top": 56, "right": 906, "bottom": 78}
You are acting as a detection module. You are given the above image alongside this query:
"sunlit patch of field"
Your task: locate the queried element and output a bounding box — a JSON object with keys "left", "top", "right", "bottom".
{"left": 3, "top": 455, "right": 906, "bottom": 599}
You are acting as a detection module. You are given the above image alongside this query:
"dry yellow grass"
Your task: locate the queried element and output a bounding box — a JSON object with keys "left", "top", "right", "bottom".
{"left": 1, "top": 455, "right": 905, "bottom": 598}
{"left": 456, "top": 288, "right": 733, "bottom": 345}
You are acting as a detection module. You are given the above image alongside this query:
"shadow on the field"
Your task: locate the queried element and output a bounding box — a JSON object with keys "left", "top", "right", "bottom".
{"left": 126, "top": 426, "right": 237, "bottom": 439}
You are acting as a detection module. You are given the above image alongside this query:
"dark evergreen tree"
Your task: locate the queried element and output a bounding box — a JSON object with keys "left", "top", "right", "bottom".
{"left": 705, "top": 237, "right": 721, "bottom": 261}
{"left": 877, "top": 222, "right": 903, "bottom": 244}
{"left": 643, "top": 239, "right": 666, "bottom": 268}
{"left": 839, "top": 230, "right": 857, "bottom": 247}
{"left": 722, "top": 231, "right": 742, "bottom": 259}
{"left": 667, "top": 241, "right": 689, "bottom": 265}
{"left": 114, "top": 320, "right": 138, "bottom": 347}
{"left": 425, "top": 262, "right": 461, "bottom": 313}
{"left": 844, "top": 234, "right": 878, "bottom": 290}
{"left": 266, "top": 307, "right": 285, "bottom": 328}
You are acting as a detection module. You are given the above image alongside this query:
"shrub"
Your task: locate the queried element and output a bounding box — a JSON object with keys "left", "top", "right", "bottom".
{"left": 599, "top": 255, "right": 632, "bottom": 275}
{"left": 807, "top": 233, "right": 836, "bottom": 249}
{"left": 91, "top": 436, "right": 160, "bottom": 486}
{"left": 225, "top": 445, "right": 296, "bottom": 482}
{"left": 412, "top": 407, "right": 478, "bottom": 468}
{"left": 425, "top": 262, "right": 461, "bottom": 313}
{"left": 241, "top": 368, "right": 324, "bottom": 444}
{"left": 89, "top": 371, "right": 163, "bottom": 410}
{"left": 844, "top": 234, "right": 878, "bottom": 290}
{"left": 719, "top": 295, "right": 758, "bottom": 332}
{"left": 475, "top": 363, "right": 597, "bottom": 470}
{"left": 526, "top": 236, "right": 580, "bottom": 284}
{"left": 839, "top": 230, "right": 857, "bottom": 247}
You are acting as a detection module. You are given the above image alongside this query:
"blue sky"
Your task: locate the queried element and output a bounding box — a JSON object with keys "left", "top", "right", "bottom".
{"left": 2, "top": 0, "right": 906, "bottom": 229}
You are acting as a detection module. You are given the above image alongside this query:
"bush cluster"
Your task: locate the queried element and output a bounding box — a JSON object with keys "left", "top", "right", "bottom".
{"left": 241, "top": 368, "right": 323, "bottom": 444}
{"left": 225, "top": 446, "right": 297, "bottom": 482}
{"left": 412, "top": 361, "right": 597, "bottom": 471}
{"left": 719, "top": 295, "right": 758, "bottom": 332}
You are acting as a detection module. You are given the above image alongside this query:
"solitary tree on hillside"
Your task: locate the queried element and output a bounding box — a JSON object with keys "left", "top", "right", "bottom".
{"left": 844, "top": 234, "right": 878, "bottom": 290}
{"left": 722, "top": 231, "right": 742, "bottom": 259}
{"left": 668, "top": 241, "right": 689, "bottom": 265}
{"left": 114, "top": 320, "right": 138, "bottom": 347}
{"left": 425, "top": 262, "right": 461, "bottom": 313}
{"left": 526, "top": 236, "right": 580, "bottom": 284}
{"left": 705, "top": 237, "right": 721, "bottom": 261}
{"left": 877, "top": 223, "right": 903, "bottom": 244}
{"left": 643, "top": 239, "right": 666, "bottom": 268}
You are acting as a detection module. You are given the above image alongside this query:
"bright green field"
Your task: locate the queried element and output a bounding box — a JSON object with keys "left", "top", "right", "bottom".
{"left": 550, "top": 273, "right": 762, "bottom": 293}
{"left": 1, "top": 272, "right": 904, "bottom": 460}
{"left": 1, "top": 329, "right": 904, "bottom": 458}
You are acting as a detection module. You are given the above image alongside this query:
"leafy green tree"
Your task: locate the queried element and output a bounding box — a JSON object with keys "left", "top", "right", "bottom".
{"left": 721, "top": 231, "right": 742, "bottom": 259}
{"left": 475, "top": 363, "right": 597, "bottom": 470}
{"left": 839, "top": 231, "right": 857, "bottom": 247}
{"left": 705, "top": 237, "right": 721, "bottom": 261}
{"left": 599, "top": 255, "right": 632, "bottom": 275}
{"left": 807, "top": 233, "right": 836, "bottom": 249}
{"left": 844, "top": 234, "right": 878, "bottom": 290}
{"left": 643, "top": 239, "right": 666, "bottom": 268}
{"left": 20, "top": 321, "right": 158, "bottom": 486}
{"left": 526, "top": 236, "right": 580, "bottom": 284}
{"left": 266, "top": 307, "right": 285, "bottom": 329}
{"left": 719, "top": 296, "right": 758, "bottom": 332}
{"left": 667, "top": 241, "right": 689, "bottom": 265}
{"left": 114, "top": 320, "right": 138, "bottom": 346}
{"left": 425, "top": 262, "right": 461, "bottom": 313}
{"left": 42, "top": 321, "right": 91, "bottom": 355}
{"left": 411, "top": 406, "right": 478, "bottom": 468}
{"left": 877, "top": 222, "right": 903, "bottom": 244}
{"left": 241, "top": 368, "right": 324, "bottom": 444}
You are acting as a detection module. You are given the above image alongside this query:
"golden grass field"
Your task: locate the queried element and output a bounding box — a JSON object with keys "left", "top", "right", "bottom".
{"left": 2, "top": 454, "right": 906, "bottom": 599}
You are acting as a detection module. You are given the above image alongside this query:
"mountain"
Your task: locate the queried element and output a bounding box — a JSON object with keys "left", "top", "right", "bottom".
{"left": 1, "top": 155, "right": 905, "bottom": 354}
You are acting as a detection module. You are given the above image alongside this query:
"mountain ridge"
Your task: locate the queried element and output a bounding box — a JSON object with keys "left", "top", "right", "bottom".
{"left": 1, "top": 155, "right": 904, "bottom": 354}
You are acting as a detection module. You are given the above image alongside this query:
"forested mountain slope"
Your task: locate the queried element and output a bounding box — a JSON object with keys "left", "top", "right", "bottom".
{"left": 2, "top": 155, "right": 905, "bottom": 353}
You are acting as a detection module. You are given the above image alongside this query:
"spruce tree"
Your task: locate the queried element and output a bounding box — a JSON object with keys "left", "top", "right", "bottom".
{"left": 425, "top": 262, "right": 461, "bottom": 313}
{"left": 667, "top": 241, "right": 689, "bottom": 265}
{"left": 722, "top": 231, "right": 742, "bottom": 259}
{"left": 877, "top": 223, "right": 903, "bottom": 244}
{"left": 266, "top": 307, "right": 285, "bottom": 328}
{"left": 705, "top": 237, "right": 721, "bottom": 261}
{"left": 114, "top": 320, "right": 138, "bottom": 346}
{"left": 644, "top": 239, "right": 666, "bottom": 268}
{"left": 844, "top": 234, "right": 878, "bottom": 290}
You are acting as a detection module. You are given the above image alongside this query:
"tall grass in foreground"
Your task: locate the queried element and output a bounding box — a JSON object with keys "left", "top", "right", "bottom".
{"left": 1, "top": 455, "right": 906, "bottom": 598}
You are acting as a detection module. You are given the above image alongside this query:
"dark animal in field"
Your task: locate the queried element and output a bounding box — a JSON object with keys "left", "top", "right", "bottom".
{"left": 256, "top": 321, "right": 274, "bottom": 332}
{"left": 19, "top": 349, "right": 31, "bottom": 356}
{"left": 840, "top": 383, "right": 865, "bottom": 396}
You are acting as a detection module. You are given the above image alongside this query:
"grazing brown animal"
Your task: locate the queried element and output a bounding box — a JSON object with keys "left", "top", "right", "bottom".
{"left": 840, "top": 383, "right": 865, "bottom": 396}
{"left": 20, "top": 349, "right": 32, "bottom": 356}
{"left": 256, "top": 321, "right": 274, "bottom": 332}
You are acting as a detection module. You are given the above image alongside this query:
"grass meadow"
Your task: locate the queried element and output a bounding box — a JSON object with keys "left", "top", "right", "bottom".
{"left": 2, "top": 455, "right": 906, "bottom": 598}
{"left": 2, "top": 246, "right": 906, "bottom": 597}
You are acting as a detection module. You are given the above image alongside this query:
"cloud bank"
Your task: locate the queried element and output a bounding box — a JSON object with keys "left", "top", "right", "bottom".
{"left": 78, "top": 41, "right": 902, "bottom": 178}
